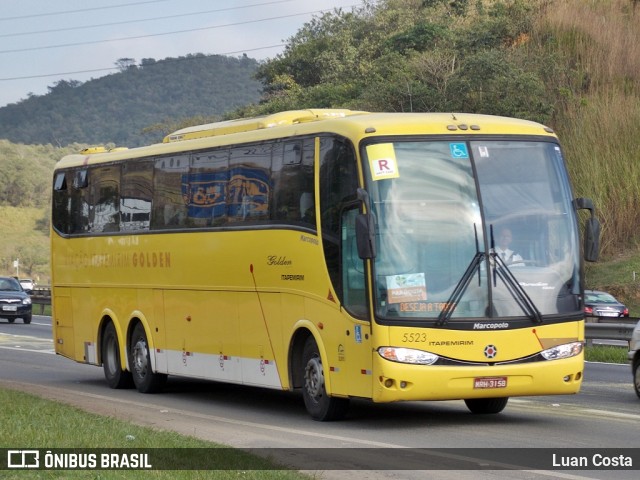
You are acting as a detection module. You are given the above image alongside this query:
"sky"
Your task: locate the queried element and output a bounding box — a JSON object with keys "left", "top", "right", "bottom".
{"left": 0, "top": 0, "right": 363, "bottom": 108}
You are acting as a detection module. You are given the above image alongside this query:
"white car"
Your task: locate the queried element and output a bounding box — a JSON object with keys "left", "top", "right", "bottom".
{"left": 629, "top": 320, "right": 640, "bottom": 399}
{"left": 19, "top": 278, "right": 34, "bottom": 293}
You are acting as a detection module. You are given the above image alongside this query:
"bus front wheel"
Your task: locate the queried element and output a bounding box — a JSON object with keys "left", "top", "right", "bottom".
{"left": 102, "top": 322, "right": 133, "bottom": 389}
{"left": 301, "top": 336, "right": 349, "bottom": 421}
{"left": 464, "top": 397, "right": 508, "bottom": 414}
{"left": 129, "top": 323, "right": 167, "bottom": 393}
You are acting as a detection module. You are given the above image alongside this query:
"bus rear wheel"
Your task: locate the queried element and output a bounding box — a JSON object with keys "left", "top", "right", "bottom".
{"left": 301, "top": 336, "right": 349, "bottom": 421}
{"left": 102, "top": 322, "right": 133, "bottom": 389}
{"left": 464, "top": 397, "right": 509, "bottom": 414}
{"left": 129, "top": 323, "right": 166, "bottom": 393}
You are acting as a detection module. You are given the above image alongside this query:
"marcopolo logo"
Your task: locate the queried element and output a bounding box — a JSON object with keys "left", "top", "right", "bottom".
{"left": 7, "top": 450, "right": 40, "bottom": 469}
{"left": 473, "top": 322, "right": 509, "bottom": 330}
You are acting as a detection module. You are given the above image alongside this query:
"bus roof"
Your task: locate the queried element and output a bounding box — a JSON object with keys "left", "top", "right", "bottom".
{"left": 56, "top": 110, "right": 557, "bottom": 169}
{"left": 162, "top": 109, "right": 369, "bottom": 143}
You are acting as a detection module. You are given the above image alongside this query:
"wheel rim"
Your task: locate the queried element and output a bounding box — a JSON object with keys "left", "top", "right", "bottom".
{"left": 304, "top": 355, "right": 324, "bottom": 401}
{"left": 105, "top": 336, "right": 118, "bottom": 376}
{"left": 132, "top": 338, "right": 149, "bottom": 378}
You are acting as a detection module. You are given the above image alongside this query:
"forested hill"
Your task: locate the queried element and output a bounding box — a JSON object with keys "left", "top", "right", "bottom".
{"left": 0, "top": 54, "right": 262, "bottom": 147}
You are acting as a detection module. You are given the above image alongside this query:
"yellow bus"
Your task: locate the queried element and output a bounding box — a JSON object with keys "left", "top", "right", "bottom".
{"left": 51, "top": 109, "right": 600, "bottom": 421}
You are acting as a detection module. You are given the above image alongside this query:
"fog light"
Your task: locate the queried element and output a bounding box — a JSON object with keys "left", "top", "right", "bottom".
{"left": 384, "top": 378, "right": 394, "bottom": 388}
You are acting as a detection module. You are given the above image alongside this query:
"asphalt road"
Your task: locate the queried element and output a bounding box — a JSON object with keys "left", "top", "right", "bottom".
{"left": 1, "top": 316, "right": 638, "bottom": 480}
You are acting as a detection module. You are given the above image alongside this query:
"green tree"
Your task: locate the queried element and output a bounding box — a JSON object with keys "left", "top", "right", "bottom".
{"left": 249, "top": 0, "right": 553, "bottom": 121}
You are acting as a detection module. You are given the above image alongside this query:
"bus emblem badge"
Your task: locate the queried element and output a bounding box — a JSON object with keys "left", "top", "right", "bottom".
{"left": 484, "top": 345, "right": 497, "bottom": 359}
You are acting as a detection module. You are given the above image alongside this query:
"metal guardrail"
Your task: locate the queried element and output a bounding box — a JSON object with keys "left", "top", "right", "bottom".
{"left": 585, "top": 317, "right": 639, "bottom": 346}
{"left": 29, "top": 287, "right": 51, "bottom": 315}
{"left": 27, "top": 288, "right": 640, "bottom": 344}
{"left": 585, "top": 322, "right": 637, "bottom": 344}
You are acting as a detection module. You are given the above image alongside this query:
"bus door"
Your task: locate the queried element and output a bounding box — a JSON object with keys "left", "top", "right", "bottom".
{"left": 319, "top": 137, "right": 373, "bottom": 398}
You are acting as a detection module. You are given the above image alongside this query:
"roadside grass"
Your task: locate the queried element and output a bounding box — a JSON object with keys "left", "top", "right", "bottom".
{"left": 0, "top": 387, "right": 311, "bottom": 480}
{"left": 584, "top": 344, "right": 628, "bottom": 364}
{"left": 585, "top": 252, "right": 640, "bottom": 316}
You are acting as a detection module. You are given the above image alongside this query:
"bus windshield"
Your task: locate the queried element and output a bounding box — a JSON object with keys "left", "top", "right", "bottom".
{"left": 363, "top": 139, "right": 581, "bottom": 322}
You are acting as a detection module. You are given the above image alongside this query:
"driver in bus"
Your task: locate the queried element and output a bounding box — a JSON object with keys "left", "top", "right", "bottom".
{"left": 494, "top": 227, "right": 525, "bottom": 266}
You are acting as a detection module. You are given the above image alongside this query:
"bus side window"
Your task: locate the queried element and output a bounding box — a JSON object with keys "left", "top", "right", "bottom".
{"left": 152, "top": 155, "right": 189, "bottom": 229}
{"left": 52, "top": 172, "right": 70, "bottom": 234}
{"left": 228, "top": 144, "right": 271, "bottom": 224}
{"left": 319, "top": 136, "right": 362, "bottom": 312}
{"left": 342, "top": 207, "right": 368, "bottom": 317}
{"left": 89, "top": 165, "right": 121, "bottom": 233}
{"left": 271, "top": 139, "right": 316, "bottom": 227}
{"left": 121, "top": 161, "right": 153, "bottom": 232}
{"left": 70, "top": 169, "right": 90, "bottom": 234}
{"left": 188, "top": 150, "right": 229, "bottom": 227}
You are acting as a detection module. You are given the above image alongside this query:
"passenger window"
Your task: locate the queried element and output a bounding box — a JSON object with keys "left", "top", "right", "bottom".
{"left": 89, "top": 165, "right": 120, "bottom": 233}
{"left": 121, "top": 161, "right": 153, "bottom": 232}
{"left": 152, "top": 155, "right": 189, "bottom": 229}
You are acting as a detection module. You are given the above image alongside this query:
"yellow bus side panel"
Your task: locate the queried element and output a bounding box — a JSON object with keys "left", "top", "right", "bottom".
{"left": 52, "top": 288, "right": 75, "bottom": 360}
{"left": 301, "top": 298, "right": 373, "bottom": 399}
{"left": 50, "top": 229, "right": 360, "bottom": 392}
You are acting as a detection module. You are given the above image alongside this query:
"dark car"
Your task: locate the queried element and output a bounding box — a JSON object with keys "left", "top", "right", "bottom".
{"left": 584, "top": 289, "right": 629, "bottom": 319}
{"left": 0, "top": 276, "right": 32, "bottom": 324}
{"left": 629, "top": 320, "right": 640, "bottom": 399}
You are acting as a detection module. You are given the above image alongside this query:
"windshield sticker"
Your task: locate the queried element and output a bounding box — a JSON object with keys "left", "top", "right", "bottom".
{"left": 478, "top": 146, "right": 490, "bottom": 158}
{"left": 449, "top": 143, "right": 469, "bottom": 159}
{"left": 367, "top": 143, "right": 400, "bottom": 181}
{"left": 386, "top": 273, "right": 427, "bottom": 304}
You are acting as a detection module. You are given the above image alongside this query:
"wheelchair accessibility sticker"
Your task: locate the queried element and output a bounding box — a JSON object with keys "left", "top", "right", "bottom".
{"left": 449, "top": 143, "right": 469, "bottom": 159}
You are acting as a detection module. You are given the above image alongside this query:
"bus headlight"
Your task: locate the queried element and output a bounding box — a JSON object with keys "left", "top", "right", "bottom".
{"left": 540, "top": 342, "right": 583, "bottom": 360}
{"left": 378, "top": 347, "right": 438, "bottom": 365}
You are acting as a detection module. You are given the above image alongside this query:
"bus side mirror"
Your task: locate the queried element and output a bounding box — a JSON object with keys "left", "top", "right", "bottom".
{"left": 356, "top": 213, "right": 376, "bottom": 259}
{"left": 575, "top": 197, "right": 600, "bottom": 262}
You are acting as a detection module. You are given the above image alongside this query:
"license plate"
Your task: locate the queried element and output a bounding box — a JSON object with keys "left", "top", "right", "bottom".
{"left": 599, "top": 311, "right": 618, "bottom": 317}
{"left": 474, "top": 377, "right": 507, "bottom": 389}
{"left": 2, "top": 305, "right": 18, "bottom": 312}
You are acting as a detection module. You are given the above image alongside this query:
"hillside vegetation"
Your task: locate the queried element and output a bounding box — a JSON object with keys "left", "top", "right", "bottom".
{"left": 1, "top": 0, "right": 639, "bottom": 305}
{"left": 0, "top": 206, "right": 49, "bottom": 283}
{"left": 0, "top": 141, "right": 86, "bottom": 282}
{"left": 0, "top": 54, "right": 261, "bottom": 147}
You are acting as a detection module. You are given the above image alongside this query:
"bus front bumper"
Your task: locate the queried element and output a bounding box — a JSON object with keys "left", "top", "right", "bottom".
{"left": 371, "top": 354, "right": 584, "bottom": 403}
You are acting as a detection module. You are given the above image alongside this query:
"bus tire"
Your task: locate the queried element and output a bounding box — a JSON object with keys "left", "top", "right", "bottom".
{"left": 102, "top": 322, "right": 133, "bottom": 389}
{"left": 464, "top": 397, "right": 508, "bottom": 414}
{"left": 302, "top": 336, "right": 349, "bottom": 421}
{"left": 129, "top": 322, "right": 166, "bottom": 393}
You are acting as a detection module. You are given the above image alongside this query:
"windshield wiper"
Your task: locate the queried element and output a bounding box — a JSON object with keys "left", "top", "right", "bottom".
{"left": 490, "top": 225, "right": 542, "bottom": 324}
{"left": 436, "top": 224, "right": 483, "bottom": 326}
{"left": 436, "top": 252, "right": 484, "bottom": 326}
